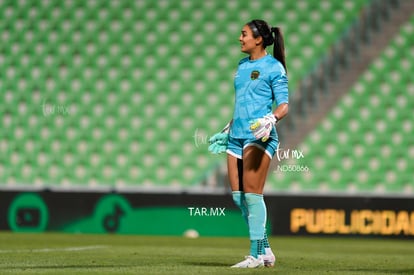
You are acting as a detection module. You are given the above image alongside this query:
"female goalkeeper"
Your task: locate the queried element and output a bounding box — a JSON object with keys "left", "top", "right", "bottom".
{"left": 209, "top": 19, "right": 288, "bottom": 268}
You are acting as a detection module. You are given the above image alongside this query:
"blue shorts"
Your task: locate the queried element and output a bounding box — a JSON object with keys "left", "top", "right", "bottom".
{"left": 226, "top": 136, "right": 279, "bottom": 159}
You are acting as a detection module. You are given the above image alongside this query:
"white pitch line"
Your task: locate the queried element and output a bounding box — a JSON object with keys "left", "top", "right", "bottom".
{"left": 0, "top": 245, "right": 107, "bottom": 254}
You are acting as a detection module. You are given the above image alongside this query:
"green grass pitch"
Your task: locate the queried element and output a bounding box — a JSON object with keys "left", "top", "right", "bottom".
{"left": 1, "top": 232, "right": 413, "bottom": 274}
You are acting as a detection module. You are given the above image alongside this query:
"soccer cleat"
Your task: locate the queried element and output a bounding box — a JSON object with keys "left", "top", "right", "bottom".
{"left": 262, "top": 253, "right": 276, "bottom": 267}
{"left": 230, "top": 255, "right": 264, "bottom": 268}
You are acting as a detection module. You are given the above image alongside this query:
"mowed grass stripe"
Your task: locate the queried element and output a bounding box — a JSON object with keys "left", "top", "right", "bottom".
{"left": 0, "top": 232, "right": 413, "bottom": 274}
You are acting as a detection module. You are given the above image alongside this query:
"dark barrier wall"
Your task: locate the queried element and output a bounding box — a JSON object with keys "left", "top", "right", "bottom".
{"left": 1, "top": 191, "right": 413, "bottom": 238}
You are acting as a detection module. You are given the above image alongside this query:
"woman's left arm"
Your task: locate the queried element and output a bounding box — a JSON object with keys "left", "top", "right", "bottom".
{"left": 271, "top": 66, "right": 289, "bottom": 122}
{"left": 273, "top": 103, "right": 288, "bottom": 122}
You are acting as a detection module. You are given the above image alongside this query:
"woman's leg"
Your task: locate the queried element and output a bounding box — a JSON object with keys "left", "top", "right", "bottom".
{"left": 242, "top": 146, "right": 272, "bottom": 194}
{"left": 242, "top": 146, "right": 272, "bottom": 261}
{"left": 227, "top": 155, "right": 249, "bottom": 224}
{"left": 228, "top": 147, "right": 275, "bottom": 267}
{"left": 227, "top": 154, "right": 242, "bottom": 192}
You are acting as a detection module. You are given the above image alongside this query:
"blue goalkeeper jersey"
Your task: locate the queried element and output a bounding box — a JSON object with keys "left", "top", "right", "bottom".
{"left": 230, "top": 54, "right": 288, "bottom": 139}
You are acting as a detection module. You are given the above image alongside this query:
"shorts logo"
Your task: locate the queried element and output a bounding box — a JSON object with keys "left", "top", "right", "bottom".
{"left": 250, "top": 70, "right": 260, "bottom": 80}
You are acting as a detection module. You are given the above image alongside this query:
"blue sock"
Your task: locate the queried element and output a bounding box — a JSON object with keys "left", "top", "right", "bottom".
{"left": 250, "top": 240, "right": 259, "bottom": 258}
{"left": 245, "top": 193, "right": 266, "bottom": 257}
{"left": 263, "top": 231, "right": 270, "bottom": 249}
{"left": 262, "top": 232, "right": 272, "bottom": 255}
{"left": 232, "top": 191, "right": 249, "bottom": 225}
{"left": 249, "top": 239, "right": 265, "bottom": 258}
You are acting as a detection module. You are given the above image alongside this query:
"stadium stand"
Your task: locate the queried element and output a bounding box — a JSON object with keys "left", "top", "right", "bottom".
{"left": 270, "top": 15, "right": 414, "bottom": 195}
{"left": 1, "top": 0, "right": 402, "bottom": 192}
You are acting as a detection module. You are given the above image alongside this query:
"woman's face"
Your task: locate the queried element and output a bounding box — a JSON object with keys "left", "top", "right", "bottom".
{"left": 239, "top": 24, "right": 261, "bottom": 54}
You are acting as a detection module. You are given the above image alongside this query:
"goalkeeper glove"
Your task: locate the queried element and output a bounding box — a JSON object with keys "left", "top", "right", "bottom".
{"left": 208, "top": 122, "right": 230, "bottom": 154}
{"left": 249, "top": 113, "right": 277, "bottom": 142}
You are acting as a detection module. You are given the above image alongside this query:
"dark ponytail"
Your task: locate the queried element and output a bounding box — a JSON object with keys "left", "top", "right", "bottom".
{"left": 247, "top": 19, "right": 287, "bottom": 73}
{"left": 271, "top": 27, "right": 287, "bottom": 73}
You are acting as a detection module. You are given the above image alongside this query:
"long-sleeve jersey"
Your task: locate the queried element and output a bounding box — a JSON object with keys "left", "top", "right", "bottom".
{"left": 230, "top": 54, "right": 288, "bottom": 139}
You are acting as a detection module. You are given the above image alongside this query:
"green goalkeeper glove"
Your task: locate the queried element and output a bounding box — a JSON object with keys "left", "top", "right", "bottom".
{"left": 208, "top": 122, "right": 230, "bottom": 154}
{"left": 249, "top": 113, "right": 277, "bottom": 142}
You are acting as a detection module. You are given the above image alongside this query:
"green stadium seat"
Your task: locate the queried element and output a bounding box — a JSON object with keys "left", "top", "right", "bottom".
{"left": 0, "top": 0, "right": 384, "bottom": 191}
{"left": 269, "top": 15, "right": 414, "bottom": 194}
